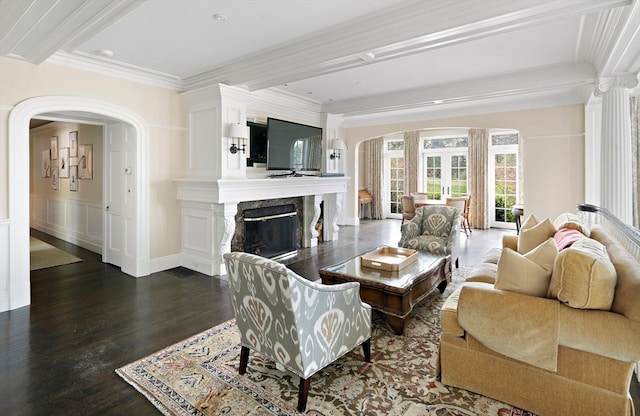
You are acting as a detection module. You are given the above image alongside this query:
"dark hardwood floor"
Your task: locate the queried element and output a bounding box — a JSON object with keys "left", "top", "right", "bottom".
{"left": 1, "top": 222, "right": 638, "bottom": 415}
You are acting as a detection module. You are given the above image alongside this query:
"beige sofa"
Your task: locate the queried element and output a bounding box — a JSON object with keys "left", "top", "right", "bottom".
{"left": 439, "top": 207, "right": 640, "bottom": 416}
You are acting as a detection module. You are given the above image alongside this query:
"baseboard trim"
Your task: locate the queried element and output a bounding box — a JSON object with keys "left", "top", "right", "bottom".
{"left": 149, "top": 253, "right": 181, "bottom": 274}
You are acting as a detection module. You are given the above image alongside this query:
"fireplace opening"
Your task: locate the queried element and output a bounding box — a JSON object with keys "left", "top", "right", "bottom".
{"left": 243, "top": 204, "right": 297, "bottom": 260}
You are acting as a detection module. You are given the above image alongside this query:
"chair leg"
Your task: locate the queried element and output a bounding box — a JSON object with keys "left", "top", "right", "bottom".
{"left": 239, "top": 346, "right": 249, "bottom": 375}
{"left": 298, "top": 377, "right": 311, "bottom": 412}
{"left": 459, "top": 219, "right": 467, "bottom": 236}
{"left": 362, "top": 338, "right": 371, "bottom": 362}
{"left": 455, "top": 257, "right": 459, "bottom": 268}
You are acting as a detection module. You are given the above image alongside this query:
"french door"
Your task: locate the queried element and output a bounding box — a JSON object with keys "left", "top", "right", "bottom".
{"left": 384, "top": 139, "right": 404, "bottom": 218}
{"left": 422, "top": 151, "right": 468, "bottom": 203}
{"left": 489, "top": 134, "right": 519, "bottom": 228}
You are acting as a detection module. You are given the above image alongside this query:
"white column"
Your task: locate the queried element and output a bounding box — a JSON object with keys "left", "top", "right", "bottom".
{"left": 595, "top": 75, "right": 638, "bottom": 224}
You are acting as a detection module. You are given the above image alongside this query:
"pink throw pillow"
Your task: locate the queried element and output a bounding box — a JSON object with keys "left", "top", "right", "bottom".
{"left": 553, "top": 228, "right": 584, "bottom": 251}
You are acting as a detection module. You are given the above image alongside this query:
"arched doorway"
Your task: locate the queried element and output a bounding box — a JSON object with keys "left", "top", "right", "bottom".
{"left": 7, "top": 96, "right": 150, "bottom": 311}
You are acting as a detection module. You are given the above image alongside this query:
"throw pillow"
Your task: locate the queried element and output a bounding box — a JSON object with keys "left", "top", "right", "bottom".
{"left": 518, "top": 217, "right": 557, "bottom": 254}
{"left": 553, "top": 212, "right": 591, "bottom": 237}
{"left": 547, "top": 237, "right": 617, "bottom": 310}
{"left": 523, "top": 238, "right": 558, "bottom": 273}
{"left": 520, "top": 214, "right": 539, "bottom": 231}
{"left": 495, "top": 239, "right": 558, "bottom": 297}
{"left": 553, "top": 228, "right": 584, "bottom": 251}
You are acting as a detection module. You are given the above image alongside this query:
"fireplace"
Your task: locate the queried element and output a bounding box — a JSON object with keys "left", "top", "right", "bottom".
{"left": 243, "top": 204, "right": 298, "bottom": 259}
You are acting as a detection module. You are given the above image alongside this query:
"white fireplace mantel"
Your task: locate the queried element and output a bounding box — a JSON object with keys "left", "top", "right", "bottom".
{"left": 176, "top": 176, "right": 349, "bottom": 203}
{"left": 175, "top": 176, "right": 349, "bottom": 276}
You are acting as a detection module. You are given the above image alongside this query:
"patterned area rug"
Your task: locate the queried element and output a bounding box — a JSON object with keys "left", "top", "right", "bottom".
{"left": 117, "top": 267, "right": 535, "bottom": 415}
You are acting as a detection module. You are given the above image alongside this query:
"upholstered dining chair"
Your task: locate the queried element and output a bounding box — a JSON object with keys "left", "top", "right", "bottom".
{"left": 223, "top": 252, "right": 372, "bottom": 412}
{"left": 446, "top": 196, "right": 471, "bottom": 236}
{"left": 398, "top": 205, "right": 462, "bottom": 268}
{"left": 401, "top": 195, "right": 416, "bottom": 224}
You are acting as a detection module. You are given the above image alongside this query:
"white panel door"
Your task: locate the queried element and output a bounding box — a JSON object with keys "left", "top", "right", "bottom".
{"left": 104, "top": 122, "right": 138, "bottom": 274}
{"left": 120, "top": 123, "right": 137, "bottom": 275}
{"left": 104, "top": 124, "right": 124, "bottom": 266}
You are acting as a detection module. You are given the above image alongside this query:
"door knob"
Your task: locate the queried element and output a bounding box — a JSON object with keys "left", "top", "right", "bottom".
{"left": 106, "top": 206, "right": 110, "bottom": 211}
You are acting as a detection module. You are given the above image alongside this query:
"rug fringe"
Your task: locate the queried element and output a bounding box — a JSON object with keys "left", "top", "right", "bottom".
{"left": 115, "top": 368, "right": 174, "bottom": 416}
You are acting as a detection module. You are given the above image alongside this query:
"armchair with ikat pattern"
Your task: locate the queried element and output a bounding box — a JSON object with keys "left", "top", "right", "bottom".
{"left": 223, "top": 252, "right": 372, "bottom": 412}
{"left": 398, "top": 205, "right": 462, "bottom": 269}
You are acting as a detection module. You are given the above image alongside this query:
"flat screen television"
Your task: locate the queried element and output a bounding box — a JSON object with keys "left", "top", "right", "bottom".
{"left": 266, "top": 117, "right": 322, "bottom": 172}
{"left": 246, "top": 121, "right": 267, "bottom": 167}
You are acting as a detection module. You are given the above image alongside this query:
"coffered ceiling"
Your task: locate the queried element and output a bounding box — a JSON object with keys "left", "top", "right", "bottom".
{"left": 2, "top": 0, "right": 639, "bottom": 125}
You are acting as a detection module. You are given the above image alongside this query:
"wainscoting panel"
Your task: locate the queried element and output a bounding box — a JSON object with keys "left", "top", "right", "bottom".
{"left": 31, "top": 195, "right": 103, "bottom": 254}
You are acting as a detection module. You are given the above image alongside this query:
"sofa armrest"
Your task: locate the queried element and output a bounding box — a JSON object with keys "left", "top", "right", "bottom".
{"left": 457, "top": 282, "right": 559, "bottom": 371}
{"left": 503, "top": 235, "right": 518, "bottom": 251}
{"left": 560, "top": 306, "right": 640, "bottom": 363}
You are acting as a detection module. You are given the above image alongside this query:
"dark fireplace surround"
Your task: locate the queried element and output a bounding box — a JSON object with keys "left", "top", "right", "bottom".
{"left": 231, "top": 197, "right": 305, "bottom": 258}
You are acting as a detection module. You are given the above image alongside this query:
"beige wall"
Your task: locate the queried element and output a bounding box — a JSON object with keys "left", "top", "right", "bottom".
{"left": 348, "top": 105, "right": 585, "bottom": 221}
{"left": 0, "top": 57, "right": 186, "bottom": 258}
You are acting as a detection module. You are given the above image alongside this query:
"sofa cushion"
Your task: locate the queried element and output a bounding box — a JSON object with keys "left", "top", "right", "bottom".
{"left": 548, "top": 237, "right": 617, "bottom": 310}
{"left": 480, "top": 247, "right": 502, "bottom": 264}
{"left": 495, "top": 238, "right": 558, "bottom": 297}
{"left": 553, "top": 212, "right": 590, "bottom": 237}
{"left": 518, "top": 216, "right": 556, "bottom": 254}
{"left": 466, "top": 262, "right": 498, "bottom": 284}
{"left": 441, "top": 285, "right": 464, "bottom": 337}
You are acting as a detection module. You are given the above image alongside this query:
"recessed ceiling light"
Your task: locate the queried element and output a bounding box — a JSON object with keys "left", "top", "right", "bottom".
{"left": 213, "top": 13, "right": 227, "bottom": 21}
{"left": 97, "top": 49, "right": 114, "bottom": 58}
{"left": 433, "top": 100, "right": 444, "bottom": 104}
{"left": 357, "top": 52, "right": 376, "bottom": 61}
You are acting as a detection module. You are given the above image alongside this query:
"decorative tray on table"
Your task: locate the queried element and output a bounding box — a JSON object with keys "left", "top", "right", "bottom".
{"left": 361, "top": 246, "right": 418, "bottom": 271}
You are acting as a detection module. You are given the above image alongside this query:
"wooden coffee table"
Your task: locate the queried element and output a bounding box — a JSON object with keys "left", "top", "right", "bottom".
{"left": 319, "top": 251, "right": 451, "bottom": 335}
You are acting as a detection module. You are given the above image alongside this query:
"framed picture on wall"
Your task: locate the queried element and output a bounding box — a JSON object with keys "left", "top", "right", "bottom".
{"left": 51, "top": 167, "right": 58, "bottom": 190}
{"left": 42, "top": 149, "right": 51, "bottom": 178}
{"left": 69, "top": 131, "right": 78, "bottom": 157}
{"left": 79, "top": 144, "right": 93, "bottom": 179}
{"left": 59, "top": 147, "right": 69, "bottom": 178}
{"left": 70, "top": 166, "right": 78, "bottom": 191}
{"left": 51, "top": 136, "right": 58, "bottom": 160}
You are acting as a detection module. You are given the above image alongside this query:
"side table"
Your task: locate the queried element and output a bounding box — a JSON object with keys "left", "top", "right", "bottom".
{"left": 512, "top": 204, "right": 524, "bottom": 234}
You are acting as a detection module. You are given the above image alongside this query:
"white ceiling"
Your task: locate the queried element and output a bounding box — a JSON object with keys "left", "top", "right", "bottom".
{"left": 2, "top": 0, "right": 640, "bottom": 125}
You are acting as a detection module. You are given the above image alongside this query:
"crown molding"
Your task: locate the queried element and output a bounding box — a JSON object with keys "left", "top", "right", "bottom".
{"left": 246, "top": 88, "right": 323, "bottom": 125}
{"left": 48, "top": 51, "right": 184, "bottom": 91}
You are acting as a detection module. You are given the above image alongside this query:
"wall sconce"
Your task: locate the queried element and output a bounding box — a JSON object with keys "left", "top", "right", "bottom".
{"left": 329, "top": 138, "right": 346, "bottom": 160}
{"left": 228, "top": 122, "right": 248, "bottom": 154}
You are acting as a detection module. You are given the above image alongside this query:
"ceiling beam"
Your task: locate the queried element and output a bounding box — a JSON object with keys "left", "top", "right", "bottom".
{"left": 0, "top": 0, "right": 143, "bottom": 64}
{"left": 598, "top": 0, "right": 640, "bottom": 77}
{"left": 184, "top": 0, "right": 629, "bottom": 92}
{"left": 321, "top": 62, "right": 597, "bottom": 116}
